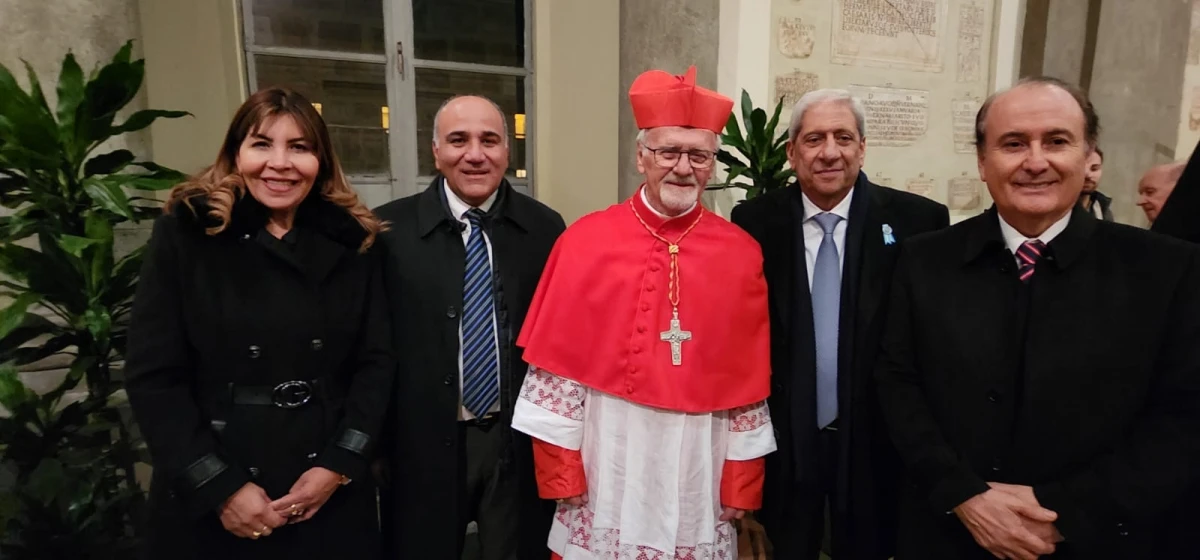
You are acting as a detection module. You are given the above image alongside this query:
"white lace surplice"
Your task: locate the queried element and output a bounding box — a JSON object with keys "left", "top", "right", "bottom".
{"left": 511, "top": 367, "right": 776, "bottom": 560}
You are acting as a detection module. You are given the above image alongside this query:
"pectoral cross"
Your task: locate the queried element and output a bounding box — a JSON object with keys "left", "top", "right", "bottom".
{"left": 659, "top": 307, "right": 692, "bottom": 366}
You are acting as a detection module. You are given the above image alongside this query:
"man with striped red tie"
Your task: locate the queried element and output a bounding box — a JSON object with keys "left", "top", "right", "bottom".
{"left": 876, "top": 76, "right": 1200, "bottom": 560}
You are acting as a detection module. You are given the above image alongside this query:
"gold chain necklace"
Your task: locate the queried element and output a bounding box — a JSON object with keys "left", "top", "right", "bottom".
{"left": 629, "top": 198, "right": 704, "bottom": 366}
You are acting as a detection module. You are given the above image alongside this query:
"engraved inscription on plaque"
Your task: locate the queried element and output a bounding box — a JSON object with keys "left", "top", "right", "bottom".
{"left": 775, "top": 71, "right": 821, "bottom": 108}
{"left": 832, "top": 0, "right": 946, "bottom": 72}
{"left": 952, "top": 98, "right": 981, "bottom": 153}
{"left": 905, "top": 174, "right": 936, "bottom": 200}
{"left": 956, "top": 2, "right": 985, "bottom": 82}
{"left": 779, "top": 17, "right": 817, "bottom": 59}
{"left": 848, "top": 85, "right": 930, "bottom": 147}
{"left": 948, "top": 173, "right": 983, "bottom": 211}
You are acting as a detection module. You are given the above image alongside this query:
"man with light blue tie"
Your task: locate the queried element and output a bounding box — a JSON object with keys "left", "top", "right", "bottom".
{"left": 732, "top": 89, "right": 949, "bottom": 559}
{"left": 374, "top": 95, "right": 565, "bottom": 560}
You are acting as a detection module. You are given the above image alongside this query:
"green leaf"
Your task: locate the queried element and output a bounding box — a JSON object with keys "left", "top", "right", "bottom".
{"left": 83, "top": 149, "right": 135, "bottom": 177}
{"left": 715, "top": 150, "right": 746, "bottom": 170}
{"left": 55, "top": 53, "right": 86, "bottom": 143}
{"left": 0, "top": 312, "right": 60, "bottom": 359}
{"left": 0, "top": 362, "right": 30, "bottom": 411}
{"left": 739, "top": 90, "right": 754, "bottom": 141}
{"left": 9, "top": 331, "right": 73, "bottom": 368}
{"left": 773, "top": 167, "right": 797, "bottom": 182}
{"left": 724, "top": 164, "right": 749, "bottom": 186}
{"left": 57, "top": 235, "right": 100, "bottom": 258}
{"left": 21, "top": 61, "right": 51, "bottom": 116}
{"left": 84, "top": 307, "right": 112, "bottom": 341}
{"left": 723, "top": 112, "right": 743, "bottom": 142}
{"left": 84, "top": 212, "right": 115, "bottom": 288}
{"left": 0, "top": 63, "right": 58, "bottom": 157}
{"left": 112, "top": 40, "right": 135, "bottom": 65}
{"left": 83, "top": 178, "right": 135, "bottom": 219}
{"left": 77, "top": 59, "right": 144, "bottom": 151}
{"left": 0, "top": 214, "right": 41, "bottom": 242}
{"left": 110, "top": 109, "right": 190, "bottom": 135}
{"left": 40, "top": 352, "right": 90, "bottom": 406}
{"left": 766, "top": 96, "right": 785, "bottom": 141}
{"left": 28, "top": 458, "right": 66, "bottom": 507}
{"left": 0, "top": 293, "right": 41, "bottom": 341}
{"left": 127, "top": 174, "right": 183, "bottom": 192}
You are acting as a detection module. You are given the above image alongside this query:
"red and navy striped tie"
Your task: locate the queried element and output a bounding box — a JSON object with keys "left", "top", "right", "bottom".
{"left": 1016, "top": 240, "right": 1046, "bottom": 283}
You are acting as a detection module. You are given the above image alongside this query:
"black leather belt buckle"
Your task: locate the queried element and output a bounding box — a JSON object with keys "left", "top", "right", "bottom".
{"left": 462, "top": 412, "right": 500, "bottom": 427}
{"left": 273, "top": 380, "right": 313, "bottom": 409}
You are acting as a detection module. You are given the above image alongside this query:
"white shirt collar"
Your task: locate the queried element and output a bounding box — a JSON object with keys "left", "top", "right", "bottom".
{"left": 639, "top": 185, "right": 697, "bottom": 220}
{"left": 443, "top": 178, "right": 497, "bottom": 221}
{"left": 997, "top": 210, "right": 1072, "bottom": 255}
{"left": 801, "top": 188, "right": 854, "bottom": 222}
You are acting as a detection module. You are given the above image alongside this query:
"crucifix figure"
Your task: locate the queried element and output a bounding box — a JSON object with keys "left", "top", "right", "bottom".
{"left": 660, "top": 308, "right": 692, "bottom": 366}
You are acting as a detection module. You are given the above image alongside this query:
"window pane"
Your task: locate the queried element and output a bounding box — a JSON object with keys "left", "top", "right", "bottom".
{"left": 250, "top": 0, "right": 385, "bottom": 54}
{"left": 415, "top": 69, "right": 527, "bottom": 178}
{"left": 254, "top": 55, "right": 390, "bottom": 177}
{"left": 412, "top": 0, "right": 524, "bottom": 67}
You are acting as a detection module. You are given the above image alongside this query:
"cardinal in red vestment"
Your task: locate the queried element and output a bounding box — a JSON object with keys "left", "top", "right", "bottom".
{"left": 511, "top": 66, "right": 776, "bottom": 560}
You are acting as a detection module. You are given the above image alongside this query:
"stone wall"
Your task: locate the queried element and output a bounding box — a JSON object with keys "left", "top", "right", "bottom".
{"left": 617, "top": 0, "right": 722, "bottom": 200}
{"left": 0, "top": 0, "right": 151, "bottom": 391}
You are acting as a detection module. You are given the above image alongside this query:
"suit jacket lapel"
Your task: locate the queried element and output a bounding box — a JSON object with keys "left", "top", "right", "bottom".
{"left": 764, "top": 191, "right": 797, "bottom": 339}
{"left": 854, "top": 184, "right": 889, "bottom": 334}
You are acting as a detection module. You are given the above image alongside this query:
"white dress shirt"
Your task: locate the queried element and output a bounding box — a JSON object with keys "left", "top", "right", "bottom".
{"left": 801, "top": 189, "right": 854, "bottom": 290}
{"left": 444, "top": 180, "right": 501, "bottom": 420}
{"left": 997, "top": 211, "right": 1071, "bottom": 266}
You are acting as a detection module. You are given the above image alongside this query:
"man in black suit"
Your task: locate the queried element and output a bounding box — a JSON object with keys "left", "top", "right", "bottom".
{"left": 374, "top": 95, "right": 565, "bottom": 559}
{"left": 731, "top": 88, "right": 949, "bottom": 559}
{"left": 877, "top": 76, "right": 1200, "bottom": 560}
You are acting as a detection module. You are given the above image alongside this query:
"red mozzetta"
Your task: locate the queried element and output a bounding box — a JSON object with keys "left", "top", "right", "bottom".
{"left": 517, "top": 190, "right": 771, "bottom": 413}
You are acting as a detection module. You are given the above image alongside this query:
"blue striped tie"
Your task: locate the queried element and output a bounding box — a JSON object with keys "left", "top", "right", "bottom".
{"left": 461, "top": 209, "right": 499, "bottom": 418}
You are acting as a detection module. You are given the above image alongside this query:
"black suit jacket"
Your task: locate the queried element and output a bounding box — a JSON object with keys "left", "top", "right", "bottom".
{"left": 1153, "top": 139, "right": 1200, "bottom": 242}
{"left": 877, "top": 206, "right": 1200, "bottom": 559}
{"left": 373, "top": 177, "right": 565, "bottom": 559}
{"left": 731, "top": 173, "right": 949, "bottom": 559}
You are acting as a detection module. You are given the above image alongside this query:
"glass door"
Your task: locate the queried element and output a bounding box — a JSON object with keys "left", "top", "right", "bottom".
{"left": 242, "top": 0, "right": 532, "bottom": 204}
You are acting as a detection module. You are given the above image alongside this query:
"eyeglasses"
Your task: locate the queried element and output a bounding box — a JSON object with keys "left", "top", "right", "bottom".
{"left": 642, "top": 146, "right": 716, "bottom": 169}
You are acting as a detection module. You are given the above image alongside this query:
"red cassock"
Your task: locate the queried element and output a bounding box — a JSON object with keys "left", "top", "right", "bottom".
{"left": 516, "top": 191, "right": 773, "bottom": 519}
{"left": 517, "top": 191, "right": 772, "bottom": 413}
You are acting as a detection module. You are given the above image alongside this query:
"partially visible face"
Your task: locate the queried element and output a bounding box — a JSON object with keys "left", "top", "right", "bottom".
{"left": 788, "top": 100, "right": 865, "bottom": 208}
{"left": 636, "top": 126, "right": 716, "bottom": 216}
{"left": 1082, "top": 150, "right": 1103, "bottom": 193}
{"left": 237, "top": 114, "right": 319, "bottom": 215}
{"left": 1137, "top": 167, "right": 1178, "bottom": 222}
{"left": 433, "top": 96, "right": 509, "bottom": 206}
{"left": 977, "top": 84, "right": 1089, "bottom": 226}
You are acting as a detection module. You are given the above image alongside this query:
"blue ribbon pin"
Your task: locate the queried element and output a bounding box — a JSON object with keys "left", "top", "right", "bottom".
{"left": 882, "top": 224, "right": 896, "bottom": 245}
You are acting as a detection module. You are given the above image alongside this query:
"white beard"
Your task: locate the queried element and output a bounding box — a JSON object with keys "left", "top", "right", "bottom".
{"left": 659, "top": 183, "right": 699, "bottom": 215}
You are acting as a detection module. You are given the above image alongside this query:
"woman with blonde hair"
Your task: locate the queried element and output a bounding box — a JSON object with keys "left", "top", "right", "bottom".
{"left": 125, "top": 87, "right": 394, "bottom": 559}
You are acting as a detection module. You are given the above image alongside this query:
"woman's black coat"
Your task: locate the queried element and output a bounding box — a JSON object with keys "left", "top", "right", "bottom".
{"left": 124, "top": 193, "right": 395, "bottom": 559}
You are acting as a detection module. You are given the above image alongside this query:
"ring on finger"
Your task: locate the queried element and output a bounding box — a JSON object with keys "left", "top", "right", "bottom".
{"left": 251, "top": 530, "right": 262, "bottom": 538}
{"left": 289, "top": 503, "right": 301, "bottom": 516}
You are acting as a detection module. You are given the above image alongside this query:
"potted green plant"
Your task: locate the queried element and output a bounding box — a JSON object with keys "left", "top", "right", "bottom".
{"left": 0, "top": 41, "right": 188, "bottom": 558}
{"left": 714, "top": 91, "right": 796, "bottom": 200}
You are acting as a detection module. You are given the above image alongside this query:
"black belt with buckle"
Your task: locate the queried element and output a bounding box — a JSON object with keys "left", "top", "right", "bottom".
{"left": 229, "top": 378, "right": 342, "bottom": 409}
{"left": 460, "top": 412, "right": 501, "bottom": 427}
